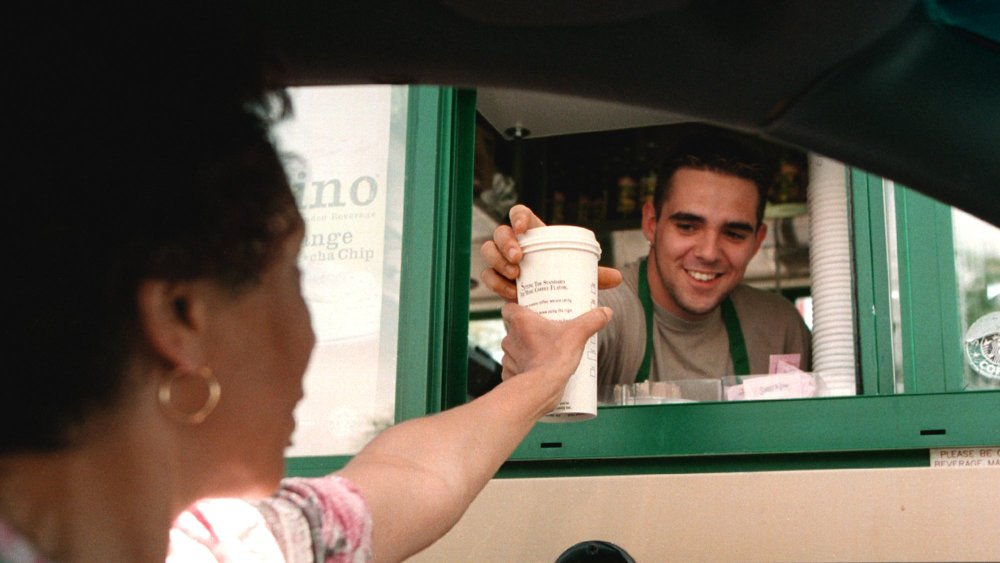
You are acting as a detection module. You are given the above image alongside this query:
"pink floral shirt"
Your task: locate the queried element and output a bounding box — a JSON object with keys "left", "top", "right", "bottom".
{"left": 0, "top": 475, "right": 372, "bottom": 563}
{"left": 0, "top": 518, "right": 51, "bottom": 563}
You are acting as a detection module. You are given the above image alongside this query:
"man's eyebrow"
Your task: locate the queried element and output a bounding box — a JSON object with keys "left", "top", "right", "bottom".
{"left": 668, "top": 212, "right": 756, "bottom": 234}
{"left": 667, "top": 212, "right": 705, "bottom": 224}
{"left": 724, "top": 221, "right": 755, "bottom": 233}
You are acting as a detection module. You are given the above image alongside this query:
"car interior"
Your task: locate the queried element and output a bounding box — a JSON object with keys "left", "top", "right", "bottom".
{"left": 248, "top": 0, "right": 999, "bottom": 227}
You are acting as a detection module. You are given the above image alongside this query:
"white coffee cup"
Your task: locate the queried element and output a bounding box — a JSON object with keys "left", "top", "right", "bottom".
{"left": 516, "top": 225, "right": 601, "bottom": 422}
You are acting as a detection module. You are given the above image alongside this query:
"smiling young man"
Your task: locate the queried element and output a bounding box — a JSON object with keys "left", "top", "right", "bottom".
{"left": 595, "top": 131, "right": 812, "bottom": 392}
{"left": 481, "top": 129, "right": 812, "bottom": 393}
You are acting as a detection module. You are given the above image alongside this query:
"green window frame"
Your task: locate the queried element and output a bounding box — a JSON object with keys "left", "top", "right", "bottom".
{"left": 888, "top": 184, "right": 966, "bottom": 392}
{"left": 853, "top": 171, "right": 967, "bottom": 394}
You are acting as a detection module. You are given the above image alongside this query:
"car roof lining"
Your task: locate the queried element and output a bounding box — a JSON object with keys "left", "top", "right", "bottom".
{"left": 250, "top": 0, "right": 999, "bottom": 226}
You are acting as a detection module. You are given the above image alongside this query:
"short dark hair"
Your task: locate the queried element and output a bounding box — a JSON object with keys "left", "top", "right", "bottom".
{"left": 654, "top": 128, "right": 772, "bottom": 227}
{"left": 5, "top": 3, "right": 295, "bottom": 453}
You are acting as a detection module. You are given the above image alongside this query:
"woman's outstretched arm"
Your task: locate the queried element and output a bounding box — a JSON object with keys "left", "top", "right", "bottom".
{"left": 337, "top": 303, "right": 611, "bottom": 563}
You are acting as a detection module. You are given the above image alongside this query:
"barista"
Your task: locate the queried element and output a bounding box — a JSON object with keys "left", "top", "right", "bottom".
{"left": 480, "top": 130, "right": 812, "bottom": 392}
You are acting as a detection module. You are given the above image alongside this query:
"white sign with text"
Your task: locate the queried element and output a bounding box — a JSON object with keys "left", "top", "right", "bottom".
{"left": 274, "top": 86, "right": 403, "bottom": 456}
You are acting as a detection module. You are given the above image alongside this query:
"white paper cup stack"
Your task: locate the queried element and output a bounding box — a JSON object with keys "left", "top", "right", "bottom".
{"left": 807, "top": 155, "right": 858, "bottom": 396}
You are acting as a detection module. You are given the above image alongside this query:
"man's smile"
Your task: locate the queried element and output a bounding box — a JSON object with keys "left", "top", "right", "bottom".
{"left": 686, "top": 269, "right": 722, "bottom": 282}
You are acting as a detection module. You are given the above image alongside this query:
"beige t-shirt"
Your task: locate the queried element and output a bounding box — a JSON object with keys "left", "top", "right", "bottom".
{"left": 598, "top": 260, "right": 812, "bottom": 388}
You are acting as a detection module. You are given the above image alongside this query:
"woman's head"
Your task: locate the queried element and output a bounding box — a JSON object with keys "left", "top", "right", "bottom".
{"left": 6, "top": 3, "right": 301, "bottom": 456}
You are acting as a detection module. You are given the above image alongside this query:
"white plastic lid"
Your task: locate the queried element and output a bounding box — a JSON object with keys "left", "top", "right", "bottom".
{"left": 517, "top": 225, "right": 601, "bottom": 257}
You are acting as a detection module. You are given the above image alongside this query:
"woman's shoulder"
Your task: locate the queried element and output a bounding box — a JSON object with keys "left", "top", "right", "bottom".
{"left": 1, "top": 517, "right": 54, "bottom": 563}
{"left": 168, "top": 476, "right": 373, "bottom": 562}
{"left": 271, "top": 476, "right": 374, "bottom": 560}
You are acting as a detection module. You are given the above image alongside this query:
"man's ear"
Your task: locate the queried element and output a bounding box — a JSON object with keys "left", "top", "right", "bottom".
{"left": 751, "top": 222, "right": 769, "bottom": 256}
{"left": 135, "top": 279, "right": 211, "bottom": 371}
{"left": 641, "top": 200, "right": 658, "bottom": 244}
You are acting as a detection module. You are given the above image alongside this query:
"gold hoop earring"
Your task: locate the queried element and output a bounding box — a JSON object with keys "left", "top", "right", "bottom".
{"left": 158, "top": 366, "right": 221, "bottom": 424}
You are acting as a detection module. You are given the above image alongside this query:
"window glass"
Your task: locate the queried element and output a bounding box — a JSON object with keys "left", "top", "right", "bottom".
{"left": 953, "top": 208, "right": 1000, "bottom": 390}
{"left": 883, "top": 181, "right": 905, "bottom": 392}
{"left": 468, "top": 316, "right": 505, "bottom": 399}
{"left": 468, "top": 117, "right": 1000, "bottom": 404}
{"left": 468, "top": 111, "right": 854, "bottom": 404}
{"left": 468, "top": 318, "right": 505, "bottom": 365}
{"left": 273, "top": 85, "right": 408, "bottom": 456}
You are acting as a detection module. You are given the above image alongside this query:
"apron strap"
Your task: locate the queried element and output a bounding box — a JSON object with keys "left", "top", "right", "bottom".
{"left": 721, "top": 294, "right": 751, "bottom": 376}
{"left": 636, "top": 258, "right": 655, "bottom": 383}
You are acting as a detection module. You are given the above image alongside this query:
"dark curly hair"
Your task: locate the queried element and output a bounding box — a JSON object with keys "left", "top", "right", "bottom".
{"left": 654, "top": 127, "right": 774, "bottom": 228}
{"left": 5, "top": 3, "right": 296, "bottom": 453}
